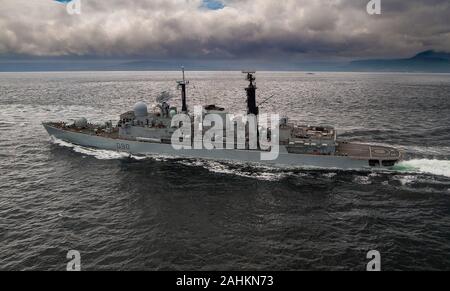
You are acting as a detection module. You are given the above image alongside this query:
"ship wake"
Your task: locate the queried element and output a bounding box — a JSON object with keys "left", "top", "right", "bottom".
{"left": 393, "top": 159, "right": 450, "bottom": 178}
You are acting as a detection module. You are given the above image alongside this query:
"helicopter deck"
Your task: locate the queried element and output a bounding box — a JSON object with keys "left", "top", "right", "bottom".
{"left": 336, "top": 142, "right": 401, "bottom": 162}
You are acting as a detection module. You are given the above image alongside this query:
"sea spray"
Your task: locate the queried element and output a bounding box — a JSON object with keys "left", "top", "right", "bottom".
{"left": 394, "top": 159, "right": 450, "bottom": 178}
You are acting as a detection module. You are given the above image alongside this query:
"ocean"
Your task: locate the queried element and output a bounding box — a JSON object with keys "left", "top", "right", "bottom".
{"left": 0, "top": 71, "right": 449, "bottom": 271}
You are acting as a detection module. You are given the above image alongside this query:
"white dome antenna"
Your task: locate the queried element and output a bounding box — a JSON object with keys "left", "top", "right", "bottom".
{"left": 133, "top": 101, "right": 148, "bottom": 117}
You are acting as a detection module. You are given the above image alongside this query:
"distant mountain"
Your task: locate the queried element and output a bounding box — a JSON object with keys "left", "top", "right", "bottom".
{"left": 349, "top": 50, "right": 450, "bottom": 72}
{"left": 0, "top": 58, "right": 345, "bottom": 72}
{"left": 2, "top": 50, "right": 450, "bottom": 72}
{"left": 413, "top": 50, "right": 450, "bottom": 61}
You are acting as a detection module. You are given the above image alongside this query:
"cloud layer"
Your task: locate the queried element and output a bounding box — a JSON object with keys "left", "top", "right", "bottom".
{"left": 0, "top": 0, "right": 449, "bottom": 59}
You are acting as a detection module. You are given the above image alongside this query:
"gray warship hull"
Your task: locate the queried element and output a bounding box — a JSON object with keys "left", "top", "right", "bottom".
{"left": 44, "top": 124, "right": 380, "bottom": 170}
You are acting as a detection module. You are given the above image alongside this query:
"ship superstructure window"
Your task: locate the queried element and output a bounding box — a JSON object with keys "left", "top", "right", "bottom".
{"left": 369, "top": 160, "right": 380, "bottom": 167}
{"left": 382, "top": 160, "right": 396, "bottom": 167}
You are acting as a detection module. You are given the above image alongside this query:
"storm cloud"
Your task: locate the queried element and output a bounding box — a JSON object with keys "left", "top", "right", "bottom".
{"left": 0, "top": 0, "right": 449, "bottom": 60}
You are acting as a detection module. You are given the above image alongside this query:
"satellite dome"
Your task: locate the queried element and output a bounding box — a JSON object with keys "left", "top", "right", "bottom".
{"left": 133, "top": 101, "right": 148, "bottom": 117}
{"left": 74, "top": 117, "right": 88, "bottom": 128}
{"left": 169, "top": 109, "right": 177, "bottom": 118}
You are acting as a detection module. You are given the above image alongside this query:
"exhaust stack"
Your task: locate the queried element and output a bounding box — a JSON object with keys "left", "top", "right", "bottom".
{"left": 177, "top": 66, "right": 189, "bottom": 113}
{"left": 243, "top": 71, "right": 259, "bottom": 116}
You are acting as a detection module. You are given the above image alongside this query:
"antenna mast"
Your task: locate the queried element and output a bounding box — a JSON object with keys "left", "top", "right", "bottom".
{"left": 177, "top": 66, "right": 189, "bottom": 113}
{"left": 242, "top": 71, "right": 259, "bottom": 115}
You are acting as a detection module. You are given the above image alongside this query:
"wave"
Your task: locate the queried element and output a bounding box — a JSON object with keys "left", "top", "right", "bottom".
{"left": 403, "top": 145, "right": 450, "bottom": 157}
{"left": 175, "top": 159, "right": 293, "bottom": 181}
{"left": 393, "top": 159, "right": 450, "bottom": 178}
{"left": 50, "top": 137, "right": 146, "bottom": 160}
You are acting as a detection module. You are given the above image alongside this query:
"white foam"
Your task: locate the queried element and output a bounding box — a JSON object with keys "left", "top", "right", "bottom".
{"left": 395, "top": 159, "right": 450, "bottom": 178}
{"left": 183, "top": 159, "right": 289, "bottom": 181}
{"left": 405, "top": 145, "right": 450, "bottom": 156}
{"left": 50, "top": 137, "right": 284, "bottom": 180}
{"left": 353, "top": 175, "right": 371, "bottom": 185}
{"left": 393, "top": 175, "right": 418, "bottom": 186}
{"left": 323, "top": 172, "right": 337, "bottom": 178}
{"left": 50, "top": 137, "right": 145, "bottom": 160}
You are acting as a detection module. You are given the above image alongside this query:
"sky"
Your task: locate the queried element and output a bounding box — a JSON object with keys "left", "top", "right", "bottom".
{"left": 0, "top": 0, "right": 449, "bottom": 64}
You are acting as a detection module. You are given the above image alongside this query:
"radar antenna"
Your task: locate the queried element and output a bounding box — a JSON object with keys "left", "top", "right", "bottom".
{"left": 156, "top": 91, "right": 174, "bottom": 104}
{"left": 243, "top": 71, "right": 256, "bottom": 85}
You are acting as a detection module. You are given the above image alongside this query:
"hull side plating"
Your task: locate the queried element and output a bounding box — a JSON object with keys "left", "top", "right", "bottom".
{"left": 44, "top": 124, "right": 370, "bottom": 169}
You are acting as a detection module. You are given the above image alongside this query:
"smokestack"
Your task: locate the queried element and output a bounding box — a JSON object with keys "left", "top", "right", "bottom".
{"left": 177, "top": 66, "right": 189, "bottom": 113}
{"left": 243, "top": 71, "right": 259, "bottom": 115}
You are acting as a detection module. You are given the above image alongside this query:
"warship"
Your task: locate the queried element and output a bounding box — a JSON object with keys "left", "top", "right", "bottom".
{"left": 43, "top": 69, "right": 402, "bottom": 169}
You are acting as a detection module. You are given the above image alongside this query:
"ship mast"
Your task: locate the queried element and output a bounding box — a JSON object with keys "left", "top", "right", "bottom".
{"left": 177, "top": 66, "right": 189, "bottom": 113}
{"left": 243, "top": 71, "right": 259, "bottom": 116}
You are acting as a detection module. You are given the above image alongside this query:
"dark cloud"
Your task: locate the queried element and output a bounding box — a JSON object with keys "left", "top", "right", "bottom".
{"left": 0, "top": 0, "right": 449, "bottom": 60}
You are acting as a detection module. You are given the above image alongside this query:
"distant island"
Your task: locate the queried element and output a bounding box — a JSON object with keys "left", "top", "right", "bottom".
{"left": 1, "top": 50, "right": 450, "bottom": 72}
{"left": 348, "top": 50, "right": 450, "bottom": 73}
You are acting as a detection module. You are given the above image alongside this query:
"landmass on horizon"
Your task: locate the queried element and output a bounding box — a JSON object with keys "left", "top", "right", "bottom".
{"left": 1, "top": 51, "right": 449, "bottom": 73}
{"left": 349, "top": 50, "right": 450, "bottom": 73}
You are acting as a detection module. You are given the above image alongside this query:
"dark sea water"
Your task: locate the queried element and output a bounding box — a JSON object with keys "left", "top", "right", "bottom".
{"left": 0, "top": 71, "right": 450, "bottom": 271}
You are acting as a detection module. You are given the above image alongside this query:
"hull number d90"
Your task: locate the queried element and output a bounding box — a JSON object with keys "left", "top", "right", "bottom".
{"left": 116, "top": 143, "right": 130, "bottom": 152}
